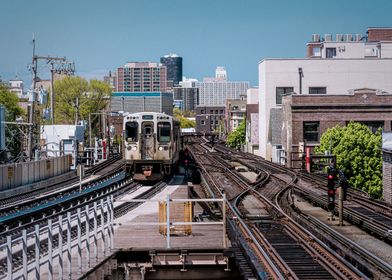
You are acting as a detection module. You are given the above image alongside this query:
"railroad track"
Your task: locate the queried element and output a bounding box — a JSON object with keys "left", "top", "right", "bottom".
{"left": 187, "top": 140, "right": 364, "bottom": 279}
{"left": 195, "top": 139, "right": 392, "bottom": 278}
{"left": 276, "top": 185, "right": 392, "bottom": 279}
{"left": 210, "top": 143, "right": 392, "bottom": 244}
{"left": 0, "top": 163, "right": 127, "bottom": 233}
{"left": 0, "top": 155, "right": 123, "bottom": 214}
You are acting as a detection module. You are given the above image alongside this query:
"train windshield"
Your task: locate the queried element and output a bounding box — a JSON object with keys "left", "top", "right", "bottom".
{"left": 158, "top": 122, "right": 171, "bottom": 142}
{"left": 125, "top": 122, "right": 138, "bottom": 142}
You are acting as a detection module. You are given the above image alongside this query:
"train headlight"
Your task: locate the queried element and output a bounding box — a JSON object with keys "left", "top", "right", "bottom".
{"left": 158, "top": 146, "right": 164, "bottom": 151}
{"left": 127, "top": 146, "right": 132, "bottom": 151}
{"left": 133, "top": 146, "right": 137, "bottom": 151}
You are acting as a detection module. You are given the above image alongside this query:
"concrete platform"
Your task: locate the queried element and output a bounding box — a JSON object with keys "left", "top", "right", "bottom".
{"left": 114, "top": 178, "right": 226, "bottom": 250}
{"left": 294, "top": 195, "right": 392, "bottom": 265}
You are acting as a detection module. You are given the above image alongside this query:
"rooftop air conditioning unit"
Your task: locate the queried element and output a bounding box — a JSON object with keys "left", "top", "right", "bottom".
{"left": 345, "top": 34, "right": 353, "bottom": 42}
{"left": 336, "top": 34, "right": 343, "bottom": 41}
{"left": 312, "top": 34, "right": 320, "bottom": 42}
{"left": 324, "top": 34, "right": 332, "bottom": 42}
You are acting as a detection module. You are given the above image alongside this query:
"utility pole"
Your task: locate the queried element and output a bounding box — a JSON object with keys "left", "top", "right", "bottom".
{"left": 89, "top": 113, "right": 92, "bottom": 148}
{"left": 27, "top": 36, "right": 75, "bottom": 160}
{"left": 27, "top": 36, "right": 38, "bottom": 160}
{"left": 50, "top": 63, "right": 55, "bottom": 126}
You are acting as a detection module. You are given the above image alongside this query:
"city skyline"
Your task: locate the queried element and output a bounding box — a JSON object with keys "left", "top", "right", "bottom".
{"left": 1, "top": 0, "right": 392, "bottom": 86}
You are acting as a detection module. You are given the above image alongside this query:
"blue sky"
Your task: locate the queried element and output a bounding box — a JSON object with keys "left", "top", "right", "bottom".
{"left": 1, "top": 0, "right": 391, "bottom": 86}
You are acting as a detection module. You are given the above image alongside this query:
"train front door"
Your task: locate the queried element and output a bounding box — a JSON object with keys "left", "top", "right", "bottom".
{"left": 141, "top": 122, "right": 155, "bottom": 160}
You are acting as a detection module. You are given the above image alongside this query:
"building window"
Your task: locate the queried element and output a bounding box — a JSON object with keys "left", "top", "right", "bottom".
{"left": 303, "top": 122, "right": 319, "bottom": 142}
{"left": 347, "top": 121, "right": 384, "bottom": 133}
{"left": 201, "top": 110, "right": 204, "bottom": 114}
{"left": 220, "top": 110, "right": 223, "bottom": 114}
{"left": 326, "top": 48, "right": 336, "bottom": 58}
{"left": 309, "top": 87, "right": 327, "bottom": 94}
{"left": 276, "top": 87, "right": 294, "bottom": 104}
{"left": 312, "top": 47, "right": 321, "bottom": 57}
{"left": 201, "top": 120, "right": 205, "bottom": 125}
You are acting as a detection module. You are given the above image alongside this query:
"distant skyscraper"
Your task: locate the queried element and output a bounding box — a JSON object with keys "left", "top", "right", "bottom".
{"left": 173, "top": 82, "right": 199, "bottom": 112}
{"left": 196, "top": 67, "right": 249, "bottom": 106}
{"left": 160, "top": 54, "right": 182, "bottom": 87}
{"left": 116, "top": 62, "right": 167, "bottom": 92}
{"left": 103, "top": 71, "right": 116, "bottom": 92}
{"left": 215, "top": 66, "right": 227, "bottom": 81}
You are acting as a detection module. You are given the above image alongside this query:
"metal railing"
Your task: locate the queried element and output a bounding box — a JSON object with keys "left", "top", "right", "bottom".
{"left": 115, "top": 194, "right": 227, "bottom": 249}
{"left": 0, "top": 195, "right": 114, "bottom": 280}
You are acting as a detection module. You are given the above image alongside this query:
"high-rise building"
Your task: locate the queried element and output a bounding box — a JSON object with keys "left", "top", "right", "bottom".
{"left": 160, "top": 54, "right": 183, "bottom": 87}
{"left": 215, "top": 66, "right": 227, "bottom": 81}
{"left": 116, "top": 62, "right": 167, "bottom": 92}
{"left": 196, "top": 67, "right": 249, "bottom": 106}
{"left": 173, "top": 87, "right": 199, "bottom": 112}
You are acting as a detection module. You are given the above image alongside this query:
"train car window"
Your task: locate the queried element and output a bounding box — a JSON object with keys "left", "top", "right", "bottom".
{"left": 158, "top": 122, "right": 171, "bottom": 142}
{"left": 144, "top": 125, "right": 152, "bottom": 136}
{"left": 125, "top": 122, "right": 138, "bottom": 142}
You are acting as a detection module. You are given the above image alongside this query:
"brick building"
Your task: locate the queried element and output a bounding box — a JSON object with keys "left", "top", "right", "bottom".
{"left": 281, "top": 88, "right": 392, "bottom": 168}
{"left": 225, "top": 96, "right": 246, "bottom": 134}
{"left": 367, "top": 27, "right": 392, "bottom": 42}
{"left": 195, "top": 106, "right": 225, "bottom": 135}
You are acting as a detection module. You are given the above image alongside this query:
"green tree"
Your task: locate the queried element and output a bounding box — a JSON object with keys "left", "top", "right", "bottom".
{"left": 0, "top": 83, "right": 25, "bottom": 162}
{"left": 53, "top": 76, "right": 111, "bottom": 125}
{"left": 173, "top": 108, "right": 196, "bottom": 128}
{"left": 226, "top": 119, "right": 246, "bottom": 150}
{"left": 315, "top": 122, "right": 382, "bottom": 199}
{"left": 0, "top": 83, "right": 24, "bottom": 120}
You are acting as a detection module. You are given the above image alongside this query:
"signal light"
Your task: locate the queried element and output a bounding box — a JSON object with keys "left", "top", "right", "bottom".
{"left": 327, "top": 167, "right": 337, "bottom": 211}
{"left": 327, "top": 189, "right": 335, "bottom": 196}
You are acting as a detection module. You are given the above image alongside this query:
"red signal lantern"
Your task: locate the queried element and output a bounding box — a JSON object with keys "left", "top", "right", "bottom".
{"left": 327, "top": 168, "right": 337, "bottom": 211}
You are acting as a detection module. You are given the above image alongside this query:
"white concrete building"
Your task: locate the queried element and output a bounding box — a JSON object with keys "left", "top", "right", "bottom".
{"left": 259, "top": 28, "right": 392, "bottom": 162}
{"left": 247, "top": 87, "right": 259, "bottom": 104}
{"left": 8, "top": 78, "right": 24, "bottom": 98}
{"left": 197, "top": 67, "right": 249, "bottom": 106}
{"left": 244, "top": 88, "right": 259, "bottom": 155}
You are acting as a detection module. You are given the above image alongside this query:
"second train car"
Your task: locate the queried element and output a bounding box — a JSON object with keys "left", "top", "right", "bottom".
{"left": 123, "top": 112, "right": 181, "bottom": 181}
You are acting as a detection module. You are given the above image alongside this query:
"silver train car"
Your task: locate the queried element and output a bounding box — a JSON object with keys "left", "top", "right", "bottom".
{"left": 123, "top": 112, "right": 181, "bottom": 181}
